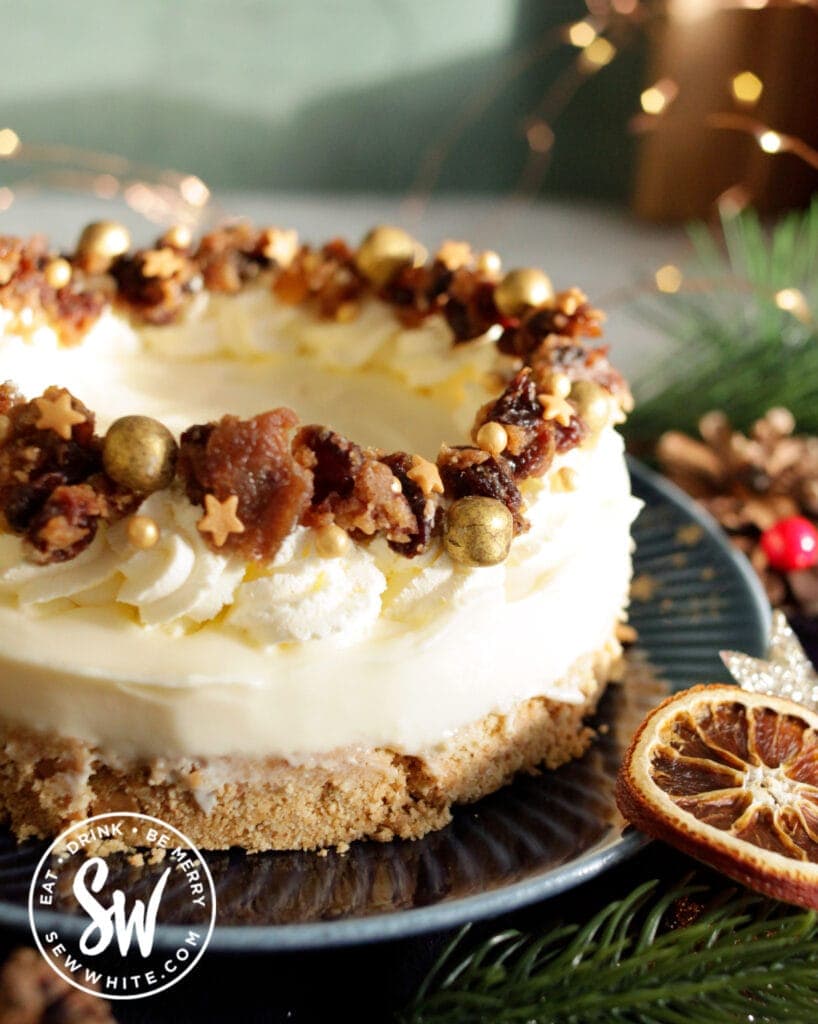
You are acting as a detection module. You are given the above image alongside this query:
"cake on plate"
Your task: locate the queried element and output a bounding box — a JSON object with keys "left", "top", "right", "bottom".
{"left": 0, "top": 221, "right": 640, "bottom": 851}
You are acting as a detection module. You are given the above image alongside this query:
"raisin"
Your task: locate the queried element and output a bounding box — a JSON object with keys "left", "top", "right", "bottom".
{"left": 381, "top": 452, "right": 441, "bottom": 557}
{"left": 438, "top": 446, "right": 527, "bottom": 532}
{"left": 294, "top": 427, "right": 416, "bottom": 543}
{"left": 474, "top": 368, "right": 559, "bottom": 479}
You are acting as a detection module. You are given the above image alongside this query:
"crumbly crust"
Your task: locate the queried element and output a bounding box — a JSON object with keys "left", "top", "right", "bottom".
{"left": 0, "top": 639, "right": 620, "bottom": 853}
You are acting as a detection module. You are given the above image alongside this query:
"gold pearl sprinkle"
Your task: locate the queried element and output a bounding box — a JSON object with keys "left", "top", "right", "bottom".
{"left": 476, "top": 421, "right": 508, "bottom": 456}
{"left": 476, "top": 250, "right": 502, "bottom": 277}
{"left": 160, "top": 224, "right": 193, "bottom": 250}
{"left": 44, "top": 257, "right": 72, "bottom": 290}
{"left": 314, "top": 523, "right": 350, "bottom": 558}
{"left": 127, "top": 515, "right": 160, "bottom": 549}
{"left": 390, "top": 477, "right": 403, "bottom": 494}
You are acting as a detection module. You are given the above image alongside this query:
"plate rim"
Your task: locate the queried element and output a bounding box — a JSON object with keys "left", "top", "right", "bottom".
{"left": 0, "top": 458, "right": 771, "bottom": 950}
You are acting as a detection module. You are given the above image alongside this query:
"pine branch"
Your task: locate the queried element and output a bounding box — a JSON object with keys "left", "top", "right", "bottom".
{"left": 625, "top": 199, "right": 818, "bottom": 443}
{"left": 401, "top": 878, "right": 818, "bottom": 1024}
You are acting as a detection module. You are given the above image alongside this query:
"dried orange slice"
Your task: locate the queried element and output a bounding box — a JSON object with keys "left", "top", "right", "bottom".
{"left": 616, "top": 683, "right": 818, "bottom": 909}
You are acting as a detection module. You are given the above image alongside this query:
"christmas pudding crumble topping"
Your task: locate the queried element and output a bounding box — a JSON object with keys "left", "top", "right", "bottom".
{"left": 0, "top": 220, "right": 639, "bottom": 852}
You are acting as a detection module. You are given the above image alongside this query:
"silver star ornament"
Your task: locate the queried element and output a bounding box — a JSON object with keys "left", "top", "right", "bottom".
{"left": 721, "top": 610, "right": 818, "bottom": 713}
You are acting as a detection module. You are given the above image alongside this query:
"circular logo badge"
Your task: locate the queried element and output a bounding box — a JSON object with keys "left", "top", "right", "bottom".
{"left": 28, "top": 812, "right": 216, "bottom": 1001}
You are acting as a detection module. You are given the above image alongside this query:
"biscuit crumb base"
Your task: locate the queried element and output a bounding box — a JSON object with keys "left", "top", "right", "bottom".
{"left": 0, "top": 639, "right": 620, "bottom": 853}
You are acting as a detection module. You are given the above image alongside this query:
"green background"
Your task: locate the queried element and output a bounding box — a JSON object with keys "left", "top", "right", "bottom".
{"left": 0, "top": 0, "right": 643, "bottom": 199}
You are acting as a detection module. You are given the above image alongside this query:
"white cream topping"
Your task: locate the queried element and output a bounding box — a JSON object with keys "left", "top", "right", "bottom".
{"left": 227, "top": 528, "right": 386, "bottom": 645}
{"left": 0, "top": 288, "right": 639, "bottom": 760}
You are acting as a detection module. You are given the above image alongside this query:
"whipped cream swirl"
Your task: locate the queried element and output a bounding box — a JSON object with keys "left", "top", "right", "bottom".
{"left": 0, "top": 491, "right": 244, "bottom": 630}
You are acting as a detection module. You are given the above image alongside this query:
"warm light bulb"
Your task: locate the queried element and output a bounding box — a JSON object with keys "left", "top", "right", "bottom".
{"left": 669, "top": 0, "right": 716, "bottom": 23}
{"left": 180, "top": 175, "right": 210, "bottom": 207}
{"left": 567, "top": 21, "right": 597, "bottom": 47}
{"left": 758, "top": 130, "right": 783, "bottom": 153}
{"left": 581, "top": 37, "right": 617, "bottom": 70}
{"left": 731, "top": 71, "right": 763, "bottom": 105}
{"left": 640, "top": 87, "right": 667, "bottom": 115}
{"left": 775, "top": 288, "right": 811, "bottom": 323}
{"left": 0, "top": 128, "right": 20, "bottom": 158}
{"left": 655, "top": 264, "right": 683, "bottom": 293}
{"left": 0, "top": 188, "right": 14, "bottom": 211}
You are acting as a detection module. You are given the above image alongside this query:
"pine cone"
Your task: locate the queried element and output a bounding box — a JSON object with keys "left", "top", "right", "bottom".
{"left": 657, "top": 408, "right": 818, "bottom": 615}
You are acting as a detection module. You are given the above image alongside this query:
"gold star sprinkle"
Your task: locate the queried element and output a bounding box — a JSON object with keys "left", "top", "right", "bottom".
{"left": 197, "top": 494, "right": 245, "bottom": 548}
{"left": 435, "top": 240, "right": 473, "bottom": 271}
{"left": 260, "top": 228, "right": 299, "bottom": 268}
{"left": 538, "top": 392, "right": 575, "bottom": 427}
{"left": 407, "top": 455, "right": 444, "bottom": 497}
{"left": 142, "top": 247, "right": 187, "bottom": 279}
{"left": 34, "top": 393, "right": 87, "bottom": 440}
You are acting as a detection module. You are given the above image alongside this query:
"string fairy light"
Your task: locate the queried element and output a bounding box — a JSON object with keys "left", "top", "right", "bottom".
{"left": 708, "top": 113, "right": 818, "bottom": 171}
{"left": 730, "top": 70, "right": 764, "bottom": 105}
{"left": 655, "top": 264, "right": 684, "bottom": 292}
{"left": 775, "top": 287, "right": 812, "bottom": 323}
{"left": 580, "top": 36, "right": 618, "bottom": 70}
{"left": 407, "top": 0, "right": 816, "bottom": 220}
{"left": 0, "top": 130, "right": 220, "bottom": 228}
{"left": 567, "top": 20, "right": 598, "bottom": 47}
{"left": 0, "top": 129, "right": 20, "bottom": 159}
{"left": 640, "top": 78, "right": 680, "bottom": 115}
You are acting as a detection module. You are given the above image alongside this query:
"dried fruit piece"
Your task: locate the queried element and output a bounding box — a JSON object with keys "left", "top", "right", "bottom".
{"left": 381, "top": 451, "right": 441, "bottom": 556}
{"left": 0, "top": 385, "right": 138, "bottom": 562}
{"left": 438, "top": 444, "right": 527, "bottom": 532}
{"left": 178, "top": 409, "right": 312, "bottom": 561}
{"left": 616, "top": 684, "right": 818, "bottom": 909}
{"left": 293, "top": 426, "right": 416, "bottom": 544}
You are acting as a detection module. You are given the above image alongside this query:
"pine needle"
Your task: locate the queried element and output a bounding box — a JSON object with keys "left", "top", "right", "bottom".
{"left": 625, "top": 199, "right": 818, "bottom": 443}
{"left": 402, "top": 878, "right": 818, "bottom": 1023}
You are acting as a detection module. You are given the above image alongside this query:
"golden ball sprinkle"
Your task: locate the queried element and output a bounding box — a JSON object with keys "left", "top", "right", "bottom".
{"left": 160, "top": 224, "right": 193, "bottom": 250}
{"left": 493, "top": 268, "right": 554, "bottom": 318}
{"left": 102, "top": 415, "right": 178, "bottom": 494}
{"left": 570, "top": 380, "right": 614, "bottom": 434}
{"left": 444, "top": 496, "right": 514, "bottom": 567}
{"left": 475, "top": 421, "right": 508, "bottom": 456}
{"left": 75, "top": 220, "right": 132, "bottom": 272}
{"left": 127, "top": 515, "right": 160, "bottom": 549}
{"left": 44, "top": 257, "right": 72, "bottom": 290}
{"left": 314, "top": 523, "right": 351, "bottom": 558}
{"left": 355, "top": 225, "right": 425, "bottom": 287}
{"left": 476, "top": 250, "right": 502, "bottom": 278}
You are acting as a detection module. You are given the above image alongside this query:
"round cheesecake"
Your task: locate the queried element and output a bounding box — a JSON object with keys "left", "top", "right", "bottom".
{"left": 0, "top": 224, "right": 639, "bottom": 851}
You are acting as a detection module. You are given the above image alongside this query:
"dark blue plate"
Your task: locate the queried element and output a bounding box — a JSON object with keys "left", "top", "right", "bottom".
{"left": 0, "top": 459, "right": 770, "bottom": 950}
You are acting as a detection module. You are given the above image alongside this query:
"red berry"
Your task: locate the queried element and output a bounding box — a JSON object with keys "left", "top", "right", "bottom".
{"left": 761, "top": 516, "right": 818, "bottom": 572}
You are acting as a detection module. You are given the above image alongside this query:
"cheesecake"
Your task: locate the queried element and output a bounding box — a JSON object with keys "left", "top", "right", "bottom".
{"left": 0, "top": 222, "right": 640, "bottom": 851}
